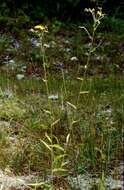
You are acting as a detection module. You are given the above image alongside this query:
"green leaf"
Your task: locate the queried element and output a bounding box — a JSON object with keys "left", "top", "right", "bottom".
{"left": 52, "top": 168, "right": 67, "bottom": 173}
{"left": 45, "top": 133, "right": 52, "bottom": 143}
{"left": 54, "top": 154, "right": 66, "bottom": 162}
{"left": 50, "top": 144, "right": 64, "bottom": 152}
{"left": 41, "top": 140, "right": 52, "bottom": 152}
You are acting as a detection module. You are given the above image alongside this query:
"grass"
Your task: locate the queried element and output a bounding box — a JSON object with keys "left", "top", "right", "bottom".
{"left": 0, "top": 75, "right": 123, "bottom": 172}
{"left": 0, "top": 10, "right": 124, "bottom": 189}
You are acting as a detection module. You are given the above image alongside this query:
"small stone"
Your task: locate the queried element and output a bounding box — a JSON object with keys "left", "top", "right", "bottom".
{"left": 16, "top": 74, "right": 25, "bottom": 80}
{"left": 8, "top": 60, "right": 15, "bottom": 65}
{"left": 0, "top": 121, "right": 10, "bottom": 128}
{"left": 20, "top": 65, "right": 27, "bottom": 72}
{"left": 48, "top": 95, "right": 58, "bottom": 100}
{"left": 64, "top": 40, "right": 70, "bottom": 44}
{"left": 65, "top": 48, "right": 71, "bottom": 52}
{"left": 31, "top": 38, "right": 40, "bottom": 47}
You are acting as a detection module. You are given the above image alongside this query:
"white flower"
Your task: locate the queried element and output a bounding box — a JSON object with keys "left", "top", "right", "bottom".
{"left": 43, "top": 43, "right": 50, "bottom": 48}
{"left": 70, "top": 56, "right": 78, "bottom": 61}
{"left": 64, "top": 40, "right": 70, "bottom": 44}
{"left": 65, "top": 48, "right": 71, "bottom": 52}
{"left": 84, "top": 65, "right": 88, "bottom": 69}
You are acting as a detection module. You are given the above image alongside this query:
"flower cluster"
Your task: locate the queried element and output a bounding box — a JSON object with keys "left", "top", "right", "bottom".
{"left": 30, "top": 24, "right": 48, "bottom": 34}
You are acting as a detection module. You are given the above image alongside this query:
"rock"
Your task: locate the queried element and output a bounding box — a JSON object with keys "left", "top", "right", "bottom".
{"left": 20, "top": 65, "right": 27, "bottom": 72}
{"left": 48, "top": 95, "right": 59, "bottom": 100}
{"left": 8, "top": 60, "right": 15, "bottom": 65}
{"left": 30, "top": 37, "right": 40, "bottom": 47}
{"left": 16, "top": 74, "right": 25, "bottom": 80}
{"left": 2, "top": 58, "right": 17, "bottom": 71}
{"left": 68, "top": 174, "right": 122, "bottom": 190}
{"left": 0, "top": 121, "right": 10, "bottom": 128}
{"left": 0, "top": 170, "right": 34, "bottom": 189}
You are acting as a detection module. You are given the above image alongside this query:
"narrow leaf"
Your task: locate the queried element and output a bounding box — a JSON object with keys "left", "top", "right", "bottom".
{"left": 51, "top": 119, "right": 60, "bottom": 127}
{"left": 61, "top": 161, "right": 69, "bottom": 167}
{"left": 45, "top": 133, "right": 52, "bottom": 143}
{"left": 54, "top": 154, "right": 66, "bottom": 162}
{"left": 50, "top": 144, "right": 64, "bottom": 152}
{"left": 80, "top": 91, "right": 89, "bottom": 94}
{"left": 41, "top": 140, "right": 52, "bottom": 152}
{"left": 66, "top": 101, "right": 77, "bottom": 110}
{"left": 52, "top": 168, "right": 67, "bottom": 173}
{"left": 66, "top": 133, "right": 70, "bottom": 144}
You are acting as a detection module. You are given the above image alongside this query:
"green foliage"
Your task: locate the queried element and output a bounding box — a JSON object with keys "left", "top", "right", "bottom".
{"left": 100, "top": 17, "right": 124, "bottom": 34}
{"left": 0, "top": 128, "right": 11, "bottom": 168}
{"left": 50, "top": 20, "right": 63, "bottom": 34}
{"left": 0, "top": 0, "right": 123, "bottom": 24}
{"left": 0, "top": 34, "right": 10, "bottom": 53}
{"left": 0, "top": 93, "right": 27, "bottom": 121}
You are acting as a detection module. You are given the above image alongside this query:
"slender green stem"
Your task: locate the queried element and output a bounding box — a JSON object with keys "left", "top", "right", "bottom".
{"left": 40, "top": 31, "right": 54, "bottom": 189}
{"left": 76, "top": 29, "right": 94, "bottom": 105}
{"left": 77, "top": 8, "right": 104, "bottom": 106}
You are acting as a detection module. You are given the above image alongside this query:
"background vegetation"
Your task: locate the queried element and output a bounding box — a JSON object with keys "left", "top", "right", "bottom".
{"left": 0, "top": 0, "right": 124, "bottom": 24}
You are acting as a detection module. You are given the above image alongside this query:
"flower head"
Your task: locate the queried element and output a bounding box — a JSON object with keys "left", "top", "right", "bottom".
{"left": 34, "top": 24, "right": 48, "bottom": 32}
{"left": 97, "top": 10, "right": 101, "bottom": 16}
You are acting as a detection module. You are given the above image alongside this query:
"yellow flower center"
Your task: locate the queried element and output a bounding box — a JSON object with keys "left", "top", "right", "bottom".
{"left": 34, "top": 24, "right": 46, "bottom": 31}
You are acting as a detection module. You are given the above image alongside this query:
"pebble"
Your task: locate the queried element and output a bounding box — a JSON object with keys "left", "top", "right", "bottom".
{"left": 48, "top": 95, "right": 58, "bottom": 100}
{"left": 16, "top": 74, "right": 25, "bottom": 80}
